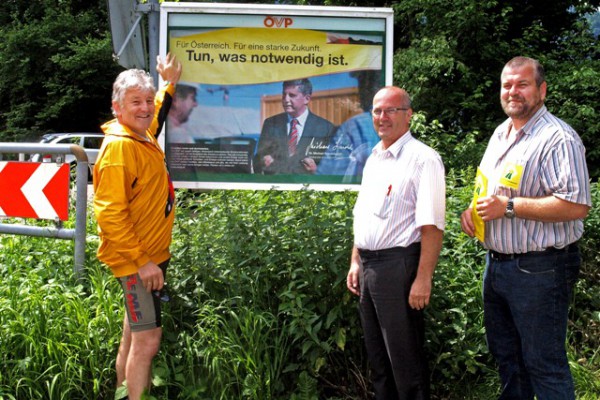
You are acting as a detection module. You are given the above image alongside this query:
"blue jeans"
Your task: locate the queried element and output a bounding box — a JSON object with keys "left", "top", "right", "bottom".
{"left": 483, "top": 247, "right": 580, "bottom": 400}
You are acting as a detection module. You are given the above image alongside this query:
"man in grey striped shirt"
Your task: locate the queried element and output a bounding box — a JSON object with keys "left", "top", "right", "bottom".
{"left": 461, "top": 56, "right": 592, "bottom": 400}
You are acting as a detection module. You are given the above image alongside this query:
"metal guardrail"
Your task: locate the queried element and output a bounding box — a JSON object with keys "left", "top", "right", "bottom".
{"left": 0, "top": 143, "right": 89, "bottom": 280}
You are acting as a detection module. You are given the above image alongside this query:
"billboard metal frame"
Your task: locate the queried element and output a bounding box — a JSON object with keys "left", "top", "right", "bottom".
{"left": 160, "top": 2, "right": 394, "bottom": 191}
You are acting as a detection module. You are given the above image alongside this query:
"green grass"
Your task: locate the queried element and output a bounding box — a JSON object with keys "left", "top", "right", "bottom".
{"left": 1, "top": 182, "right": 599, "bottom": 399}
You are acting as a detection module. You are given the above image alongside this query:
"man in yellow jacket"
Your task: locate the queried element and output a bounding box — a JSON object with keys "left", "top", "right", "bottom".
{"left": 93, "top": 53, "right": 182, "bottom": 400}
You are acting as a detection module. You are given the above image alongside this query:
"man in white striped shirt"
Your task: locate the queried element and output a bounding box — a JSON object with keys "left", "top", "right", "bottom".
{"left": 347, "top": 86, "right": 446, "bottom": 400}
{"left": 461, "top": 56, "right": 591, "bottom": 400}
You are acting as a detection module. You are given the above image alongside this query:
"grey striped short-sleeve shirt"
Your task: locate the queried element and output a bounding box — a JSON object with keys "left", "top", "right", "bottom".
{"left": 479, "top": 106, "right": 591, "bottom": 253}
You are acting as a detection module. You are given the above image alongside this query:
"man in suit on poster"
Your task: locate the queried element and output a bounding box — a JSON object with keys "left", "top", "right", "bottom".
{"left": 254, "top": 78, "right": 335, "bottom": 174}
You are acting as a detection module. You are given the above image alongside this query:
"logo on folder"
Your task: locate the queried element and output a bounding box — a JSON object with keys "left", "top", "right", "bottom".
{"left": 499, "top": 162, "right": 523, "bottom": 190}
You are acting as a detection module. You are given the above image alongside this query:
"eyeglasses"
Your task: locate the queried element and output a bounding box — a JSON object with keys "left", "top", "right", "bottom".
{"left": 372, "top": 107, "right": 410, "bottom": 116}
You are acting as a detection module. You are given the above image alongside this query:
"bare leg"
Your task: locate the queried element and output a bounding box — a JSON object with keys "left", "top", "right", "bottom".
{"left": 125, "top": 327, "right": 162, "bottom": 400}
{"left": 115, "top": 316, "right": 132, "bottom": 389}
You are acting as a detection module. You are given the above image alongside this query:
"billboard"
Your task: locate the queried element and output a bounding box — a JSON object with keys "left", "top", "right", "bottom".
{"left": 160, "top": 3, "right": 393, "bottom": 190}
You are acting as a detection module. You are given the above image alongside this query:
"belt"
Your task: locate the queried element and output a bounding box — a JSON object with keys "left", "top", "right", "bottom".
{"left": 358, "top": 243, "right": 421, "bottom": 259}
{"left": 489, "top": 242, "right": 579, "bottom": 261}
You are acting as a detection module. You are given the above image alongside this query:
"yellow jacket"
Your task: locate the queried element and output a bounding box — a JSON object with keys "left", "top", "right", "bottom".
{"left": 93, "top": 83, "right": 176, "bottom": 277}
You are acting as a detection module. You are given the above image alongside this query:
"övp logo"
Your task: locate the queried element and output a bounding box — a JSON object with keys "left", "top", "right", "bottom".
{"left": 264, "top": 16, "right": 293, "bottom": 28}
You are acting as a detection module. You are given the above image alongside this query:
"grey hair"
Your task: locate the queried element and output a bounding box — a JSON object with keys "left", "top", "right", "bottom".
{"left": 504, "top": 56, "right": 546, "bottom": 87}
{"left": 111, "top": 69, "right": 156, "bottom": 116}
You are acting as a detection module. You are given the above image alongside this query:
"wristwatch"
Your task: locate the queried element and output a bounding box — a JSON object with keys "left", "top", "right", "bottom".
{"left": 504, "top": 198, "right": 516, "bottom": 219}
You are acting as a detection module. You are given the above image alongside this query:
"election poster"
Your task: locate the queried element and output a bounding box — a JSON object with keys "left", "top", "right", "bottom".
{"left": 160, "top": 3, "right": 393, "bottom": 190}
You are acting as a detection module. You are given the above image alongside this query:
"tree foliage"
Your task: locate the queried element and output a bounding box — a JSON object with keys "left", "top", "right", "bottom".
{"left": 390, "top": 0, "right": 600, "bottom": 175}
{"left": 0, "top": 0, "right": 120, "bottom": 141}
{"left": 1, "top": 0, "right": 598, "bottom": 176}
{"left": 0, "top": 2, "right": 598, "bottom": 398}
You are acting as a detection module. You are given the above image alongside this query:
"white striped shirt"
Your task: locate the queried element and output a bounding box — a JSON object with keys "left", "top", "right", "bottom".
{"left": 353, "top": 132, "right": 446, "bottom": 250}
{"left": 480, "top": 105, "right": 592, "bottom": 253}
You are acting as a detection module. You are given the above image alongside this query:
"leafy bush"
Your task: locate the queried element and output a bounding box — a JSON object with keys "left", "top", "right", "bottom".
{"left": 0, "top": 180, "right": 598, "bottom": 399}
{"left": 157, "top": 177, "right": 599, "bottom": 399}
{"left": 167, "top": 188, "right": 363, "bottom": 399}
{"left": 569, "top": 181, "right": 600, "bottom": 396}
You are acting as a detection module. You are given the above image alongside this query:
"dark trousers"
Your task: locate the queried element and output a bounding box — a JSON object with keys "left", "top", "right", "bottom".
{"left": 359, "top": 244, "right": 430, "bottom": 400}
{"left": 484, "top": 247, "right": 580, "bottom": 400}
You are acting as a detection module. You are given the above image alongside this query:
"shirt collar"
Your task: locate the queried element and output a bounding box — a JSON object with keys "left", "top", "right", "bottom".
{"left": 101, "top": 119, "right": 153, "bottom": 143}
{"left": 289, "top": 109, "right": 309, "bottom": 126}
{"left": 502, "top": 105, "right": 548, "bottom": 138}
{"left": 520, "top": 105, "right": 547, "bottom": 135}
{"left": 373, "top": 130, "right": 413, "bottom": 158}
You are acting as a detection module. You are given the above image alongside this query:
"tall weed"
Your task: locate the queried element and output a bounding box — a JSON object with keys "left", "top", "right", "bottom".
{"left": 0, "top": 233, "right": 121, "bottom": 399}
{"left": 0, "top": 179, "right": 598, "bottom": 398}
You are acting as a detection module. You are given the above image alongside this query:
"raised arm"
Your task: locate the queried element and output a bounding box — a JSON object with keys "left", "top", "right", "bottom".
{"left": 156, "top": 53, "right": 182, "bottom": 85}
